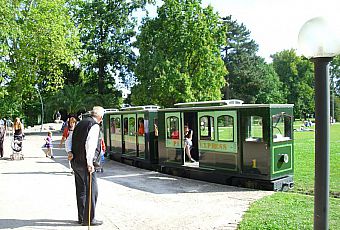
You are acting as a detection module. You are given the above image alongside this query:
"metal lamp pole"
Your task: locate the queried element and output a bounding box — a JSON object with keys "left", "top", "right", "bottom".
{"left": 332, "top": 82, "right": 335, "bottom": 124}
{"left": 35, "top": 86, "right": 44, "bottom": 132}
{"left": 298, "top": 16, "right": 340, "bottom": 230}
{"left": 312, "top": 57, "right": 331, "bottom": 230}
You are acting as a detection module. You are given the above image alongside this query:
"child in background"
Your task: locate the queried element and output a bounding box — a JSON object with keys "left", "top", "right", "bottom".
{"left": 44, "top": 131, "right": 54, "bottom": 158}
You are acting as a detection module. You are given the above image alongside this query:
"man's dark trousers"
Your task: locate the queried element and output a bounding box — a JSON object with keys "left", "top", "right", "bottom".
{"left": 72, "top": 163, "right": 98, "bottom": 223}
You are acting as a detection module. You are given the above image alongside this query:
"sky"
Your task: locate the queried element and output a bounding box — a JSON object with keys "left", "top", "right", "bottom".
{"left": 142, "top": 0, "right": 340, "bottom": 62}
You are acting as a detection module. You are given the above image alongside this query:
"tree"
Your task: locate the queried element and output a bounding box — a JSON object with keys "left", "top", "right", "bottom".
{"left": 70, "top": 0, "right": 151, "bottom": 95}
{"left": 329, "top": 55, "right": 340, "bottom": 121}
{"left": 7, "top": 0, "right": 79, "bottom": 92}
{"left": 330, "top": 55, "right": 340, "bottom": 95}
{"left": 0, "top": 0, "right": 79, "bottom": 120}
{"left": 47, "top": 84, "right": 92, "bottom": 115}
{"left": 271, "top": 49, "right": 314, "bottom": 118}
{"left": 0, "top": 0, "right": 19, "bottom": 99}
{"left": 132, "top": 0, "right": 227, "bottom": 107}
{"left": 222, "top": 15, "right": 284, "bottom": 104}
{"left": 334, "top": 96, "right": 340, "bottom": 122}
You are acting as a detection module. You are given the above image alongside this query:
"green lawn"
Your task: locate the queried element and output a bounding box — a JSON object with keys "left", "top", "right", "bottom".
{"left": 238, "top": 123, "right": 340, "bottom": 230}
{"left": 238, "top": 193, "right": 339, "bottom": 230}
{"left": 294, "top": 122, "right": 340, "bottom": 196}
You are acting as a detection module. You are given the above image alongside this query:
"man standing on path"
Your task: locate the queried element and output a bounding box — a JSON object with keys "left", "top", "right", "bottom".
{"left": 66, "top": 106, "right": 104, "bottom": 226}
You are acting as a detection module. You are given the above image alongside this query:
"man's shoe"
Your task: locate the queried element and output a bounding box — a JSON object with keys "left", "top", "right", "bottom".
{"left": 82, "top": 219, "right": 103, "bottom": 226}
{"left": 77, "top": 220, "right": 83, "bottom": 224}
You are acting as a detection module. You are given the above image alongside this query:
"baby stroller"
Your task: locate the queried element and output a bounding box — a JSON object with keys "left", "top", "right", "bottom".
{"left": 10, "top": 135, "right": 24, "bottom": 160}
{"left": 94, "top": 151, "right": 105, "bottom": 173}
{"left": 94, "top": 138, "right": 105, "bottom": 173}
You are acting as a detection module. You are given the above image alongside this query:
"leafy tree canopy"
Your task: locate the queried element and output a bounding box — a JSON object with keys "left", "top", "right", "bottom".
{"left": 131, "top": 0, "right": 227, "bottom": 107}
{"left": 222, "top": 15, "right": 284, "bottom": 104}
{"left": 7, "top": 0, "right": 80, "bottom": 93}
{"left": 0, "top": 0, "right": 80, "bottom": 121}
{"left": 271, "top": 49, "right": 314, "bottom": 118}
{"left": 330, "top": 55, "right": 340, "bottom": 96}
{"left": 70, "top": 0, "right": 153, "bottom": 95}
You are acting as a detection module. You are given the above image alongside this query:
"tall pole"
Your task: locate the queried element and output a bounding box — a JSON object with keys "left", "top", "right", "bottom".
{"left": 36, "top": 87, "right": 44, "bottom": 132}
{"left": 332, "top": 85, "right": 335, "bottom": 124}
{"left": 312, "top": 57, "right": 331, "bottom": 230}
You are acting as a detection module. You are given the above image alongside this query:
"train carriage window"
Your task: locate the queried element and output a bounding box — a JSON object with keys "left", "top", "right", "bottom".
{"left": 217, "top": 115, "right": 234, "bottom": 142}
{"left": 245, "top": 116, "right": 263, "bottom": 142}
{"left": 200, "top": 116, "right": 214, "bottom": 140}
{"left": 114, "top": 117, "right": 121, "bottom": 134}
{"left": 123, "top": 118, "right": 128, "bottom": 135}
{"left": 166, "top": 116, "right": 179, "bottom": 139}
{"left": 272, "top": 113, "right": 292, "bottom": 142}
{"left": 129, "top": 117, "right": 136, "bottom": 136}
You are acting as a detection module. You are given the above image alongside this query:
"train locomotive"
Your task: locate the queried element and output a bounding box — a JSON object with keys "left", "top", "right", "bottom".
{"left": 103, "top": 100, "right": 294, "bottom": 191}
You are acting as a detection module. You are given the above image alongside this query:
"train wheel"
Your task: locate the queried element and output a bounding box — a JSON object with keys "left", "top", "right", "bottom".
{"left": 281, "top": 184, "right": 289, "bottom": 192}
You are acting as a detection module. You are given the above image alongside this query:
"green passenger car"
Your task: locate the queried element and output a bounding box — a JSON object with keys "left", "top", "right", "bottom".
{"left": 157, "top": 100, "right": 294, "bottom": 190}
{"left": 103, "top": 106, "right": 159, "bottom": 168}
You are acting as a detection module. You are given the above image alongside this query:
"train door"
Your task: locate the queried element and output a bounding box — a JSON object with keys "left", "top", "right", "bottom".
{"left": 122, "top": 114, "right": 137, "bottom": 156}
{"left": 241, "top": 112, "right": 270, "bottom": 176}
{"left": 182, "top": 112, "right": 198, "bottom": 163}
{"left": 109, "top": 114, "right": 122, "bottom": 154}
{"left": 151, "top": 116, "right": 159, "bottom": 162}
{"left": 105, "top": 115, "right": 113, "bottom": 151}
{"left": 164, "top": 112, "right": 182, "bottom": 163}
{"left": 137, "top": 114, "right": 145, "bottom": 159}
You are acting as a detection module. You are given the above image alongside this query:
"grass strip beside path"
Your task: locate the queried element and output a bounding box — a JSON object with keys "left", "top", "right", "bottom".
{"left": 238, "top": 193, "right": 339, "bottom": 230}
{"left": 239, "top": 123, "right": 340, "bottom": 229}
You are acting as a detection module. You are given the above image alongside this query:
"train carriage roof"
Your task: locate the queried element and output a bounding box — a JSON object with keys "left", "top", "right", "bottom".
{"left": 159, "top": 103, "right": 294, "bottom": 112}
{"left": 103, "top": 105, "right": 160, "bottom": 115}
{"left": 103, "top": 101, "right": 294, "bottom": 115}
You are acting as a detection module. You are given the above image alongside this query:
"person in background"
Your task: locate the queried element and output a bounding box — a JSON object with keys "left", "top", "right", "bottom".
{"left": 13, "top": 118, "right": 24, "bottom": 143}
{"left": 66, "top": 106, "right": 104, "bottom": 226}
{"left": 6, "top": 118, "right": 13, "bottom": 130}
{"left": 0, "top": 122, "right": 5, "bottom": 158}
{"left": 154, "top": 124, "right": 158, "bottom": 137}
{"left": 138, "top": 119, "right": 144, "bottom": 136}
{"left": 56, "top": 111, "right": 61, "bottom": 121}
{"left": 59, "top": 117, "right": 77, "bottom": 147}
{"left": 184, "top": 125, "right": 195, "bottom": 163}
{"left": 0, "top": 118, "right": 4, "bottom": 127}
{"left": 60, "top": 117, "right": 77, "bottom": 173}
{"left": 171, "top": 128, "right": 179, "bottom": 139}
{"left": 44, "top": 131, "right": 54, "bottom": 158}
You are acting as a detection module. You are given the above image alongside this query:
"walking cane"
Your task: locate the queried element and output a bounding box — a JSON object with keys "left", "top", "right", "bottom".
{"left": 88, "top": 170, "right": 92, "bottom": 229}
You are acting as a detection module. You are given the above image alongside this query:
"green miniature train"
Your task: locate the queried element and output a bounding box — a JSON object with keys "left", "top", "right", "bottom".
{"left": 103, "top": 100, "right": 294, "bottom": 191}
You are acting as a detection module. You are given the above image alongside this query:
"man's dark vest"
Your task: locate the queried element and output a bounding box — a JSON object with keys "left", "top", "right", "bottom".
{"left": 71, "top": 116, "right": 100, "bottom": 166}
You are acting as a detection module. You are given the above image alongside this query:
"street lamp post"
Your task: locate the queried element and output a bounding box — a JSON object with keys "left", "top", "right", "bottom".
{"left": 331, "top": 82, "right": 335, "bottom": 124}
{"left": 298, "top": 17, "right": 340, "bottom": 230}
{"left": 35, "top": 85, "right": 44, "bottom": 132}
